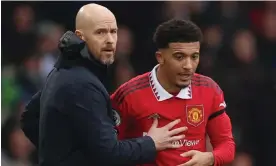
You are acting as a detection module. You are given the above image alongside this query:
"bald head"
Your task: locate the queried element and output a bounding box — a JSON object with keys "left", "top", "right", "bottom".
{"left": 75, "top": 3, "right": 115, "bottom": 30}
{"left": 75, "top": 3, "right": 118, "bottom": 65}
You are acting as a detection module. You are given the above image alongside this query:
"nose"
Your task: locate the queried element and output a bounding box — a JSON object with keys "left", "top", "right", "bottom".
{"left": 106, "top": 33, "right": 115, "bottom": 44}
{"left": 183, "top": 58, "right": 193, "bottom": 70}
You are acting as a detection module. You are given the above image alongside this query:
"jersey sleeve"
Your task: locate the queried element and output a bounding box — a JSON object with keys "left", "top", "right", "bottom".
{"left": 211, "top": 84, "right": 226, "bottom": 117}
{"left": 207, "top": 83, "right": 235, "bottom": 166}
{"left": 110, "top": 90, "right": 131, "bottom": 140}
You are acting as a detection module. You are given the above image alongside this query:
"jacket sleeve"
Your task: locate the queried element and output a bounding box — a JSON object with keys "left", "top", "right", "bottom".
{"left": 20, "top": 68, "right": 55, "bottom": 148}
{"left": 20, "top": 90, "right": 41, "bottom": 148}
{"left": 66, "top": 82, "right": 157, "bottom": 165}
{"left": 207, "top": 88, "right": 235, "bottom": 166}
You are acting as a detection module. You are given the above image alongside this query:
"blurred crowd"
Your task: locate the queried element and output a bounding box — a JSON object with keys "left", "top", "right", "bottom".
{"left": 1, "top": 1, "right": 276, "bottom": 166}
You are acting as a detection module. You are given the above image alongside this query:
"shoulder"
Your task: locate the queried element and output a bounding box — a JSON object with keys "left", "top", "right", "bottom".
{"left": 192, "top": 73, "right": 222, "bottom": 95}
{"left": 49, "top": 67, "right": 104, "bottom": 96}
{"left": 57, "top": 66, "right": 101, "bottom": 85}
{"left": 111, "top": 72, "right": 150, "bottom": 105}
{"left": 67, "top": 66, "right": 98, "bottom": 82}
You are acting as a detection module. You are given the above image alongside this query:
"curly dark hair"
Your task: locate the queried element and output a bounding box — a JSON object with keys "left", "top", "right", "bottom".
{"left": 153, "top": 19, "right": 203, "bottom": 49}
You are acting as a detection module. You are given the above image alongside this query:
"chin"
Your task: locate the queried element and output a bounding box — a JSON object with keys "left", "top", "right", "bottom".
{"left": 102, "top": 57, "right": 115, "bottom": 65}
{"left": 176, "top": 80, "right": 191, "bottom": 88}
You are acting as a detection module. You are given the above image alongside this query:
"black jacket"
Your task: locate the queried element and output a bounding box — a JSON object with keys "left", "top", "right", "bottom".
{"left": 21, "top": 31, "right": 156, "bottom": 166}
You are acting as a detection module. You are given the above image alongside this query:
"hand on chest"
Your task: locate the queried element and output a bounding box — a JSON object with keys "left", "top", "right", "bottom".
{"left": 130, "top": 98, "right": 212, "bottom": 138}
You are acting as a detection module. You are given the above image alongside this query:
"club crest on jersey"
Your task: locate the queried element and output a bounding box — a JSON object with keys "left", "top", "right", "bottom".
{"left": 186, "top": 105, "right": 204, "bottom": 127}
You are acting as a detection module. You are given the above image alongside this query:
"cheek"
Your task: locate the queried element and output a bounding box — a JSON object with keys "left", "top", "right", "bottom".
{"left": 86, "top": 34, "right": 102, "bottom": 44}
{"left": 164, "top": 59, "right": 181, "bottom": 74}
{"left": 87, "top": 38, "right": 102, "bottom": 50}
{"left": 113, "top": 34, "right": 118, "bottom": 43}
{"left": 193, "top": 59, "right": 200, "bottom": 69}
{"left": 169, "top": 59, "right": 183, "bottom": 68}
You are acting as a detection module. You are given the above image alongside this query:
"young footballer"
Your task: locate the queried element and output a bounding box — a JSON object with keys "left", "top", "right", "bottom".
{"left": 111, "top": 19, "right": 235, "bottom": 166}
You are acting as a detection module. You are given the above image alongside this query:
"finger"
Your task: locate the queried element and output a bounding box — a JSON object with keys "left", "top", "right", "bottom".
{"left": 165, "top": 119, "right": 181, "bottom": 130}
{"left": 166, "top": 135, "right": 186, "bottom": 149}
{"left": 168, "top": 126, "right": 188, "bottom": 136}
{"left": 168, "top": 135, "right": 185, "bottom": 142}
{"left": 180, "top": 150, "right": 197, "bottom": 157}
{"left": 169, "top": 141, "right": 183, "bottom": 149}
{"left": 151, "top": 118, "right": 158, "bottom": 128}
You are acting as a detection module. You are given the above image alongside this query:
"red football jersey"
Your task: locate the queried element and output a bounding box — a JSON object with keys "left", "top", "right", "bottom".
{"left": 111, "top": 65, "right": 235, "bottom": 166}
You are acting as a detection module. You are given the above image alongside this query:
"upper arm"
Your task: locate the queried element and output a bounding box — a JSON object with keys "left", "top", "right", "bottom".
{"left": 65, "top": 82, "right": 157, "bottom": 165}
{"left": 66, "top": 82, "right": 118, "bottom": 154}
{"left": 209, "top": 83, "right": 226, "bottom": 120}
{"left": 207, "top": 82, "right": 234, "bottom": 145}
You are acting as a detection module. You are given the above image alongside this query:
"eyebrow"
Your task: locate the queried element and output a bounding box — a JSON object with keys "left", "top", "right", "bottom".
{"left": 192, "top": 52, "right": 200, "bottom": 54}
{"left": 172, "top": 51, "right": 185, "bottom": 55}
{"left": 95, "top": 27, "right": 118, "bottom": 31}
{"left": 172, "top": 51, "right": 200, "bottom": 55}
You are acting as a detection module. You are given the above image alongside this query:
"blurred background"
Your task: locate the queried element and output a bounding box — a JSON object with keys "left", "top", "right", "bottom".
{"left": 1, "top": 1, "right": 276, "bottom": 166}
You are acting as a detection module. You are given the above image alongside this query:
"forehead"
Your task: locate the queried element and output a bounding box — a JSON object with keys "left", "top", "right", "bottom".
{"left": 168, "top": 42, "right": 200, "bottom": 52}
{"left": 93, "top": 17, "right": 117, "bottom": 30}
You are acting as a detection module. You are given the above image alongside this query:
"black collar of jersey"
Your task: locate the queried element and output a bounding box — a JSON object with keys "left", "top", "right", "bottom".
{"left": 54, "top": 31, "right": 108, "bottom": 84}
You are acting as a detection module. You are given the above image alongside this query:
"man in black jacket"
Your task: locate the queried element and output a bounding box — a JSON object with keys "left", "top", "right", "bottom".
{"left": 21, "top": 3, "right": 187, "bottom": 166}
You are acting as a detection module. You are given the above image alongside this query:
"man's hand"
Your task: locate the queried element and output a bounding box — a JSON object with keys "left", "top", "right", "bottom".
{"left": 177, "top": 150, "right": 214, "bottom": 166}
{"left": 147, "top": 118, "right": 188, "bottom": 151}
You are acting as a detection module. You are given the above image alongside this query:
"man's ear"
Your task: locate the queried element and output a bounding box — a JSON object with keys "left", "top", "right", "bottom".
{"left": 155, "top": 51, "right": 164, "bottom": 65}
{"left": 75, "top": 30, "right": 86, "bottom": 41}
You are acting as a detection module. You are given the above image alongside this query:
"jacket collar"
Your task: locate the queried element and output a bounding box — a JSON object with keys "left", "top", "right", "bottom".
{"left": 149, "top": 65, "right": 192, "bottom": 101}
{"left": 54, "top": 31, "right": 108, "bottom": 84}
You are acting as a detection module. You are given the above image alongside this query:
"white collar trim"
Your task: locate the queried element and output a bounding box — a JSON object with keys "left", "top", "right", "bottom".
{"left": 149, "top": 65, "right": 192, "bottom": 101}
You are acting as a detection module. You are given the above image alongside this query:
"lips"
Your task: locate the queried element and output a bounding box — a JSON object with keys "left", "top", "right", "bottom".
{"left": 102, "top": 47, "right": 114, "bottom": 52}
{"left": 103, "top": 50, "right": 113, "bottom": 52}
{"left": 102, "top": 49, "right": 114, "bottom": 55}
{"left": 178, "top": 73, "right": 192, "bottom": 80}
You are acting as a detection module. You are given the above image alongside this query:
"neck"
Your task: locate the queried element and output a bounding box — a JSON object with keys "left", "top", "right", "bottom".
{"left": 156, "top": 66, "right": 181, "bottom": 93}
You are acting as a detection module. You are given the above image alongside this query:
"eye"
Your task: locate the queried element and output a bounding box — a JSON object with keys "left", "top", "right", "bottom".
{"left": 95, "top": 29, "right": 107, "bottom": 35}
{"left": 174, "top": 53, "right": 184, "bottom": 60}
{"left": 191, "top": 53, "right": 199, "bottom": 60}
{"left": 111, "top": 29, "right": 117, "bottom": 34}
{"left": 97, "top": 31, "right": 105, "bottom": 35}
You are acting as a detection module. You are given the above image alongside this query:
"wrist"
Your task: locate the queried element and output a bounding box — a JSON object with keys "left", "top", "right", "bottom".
{"left": 206, "top": 152, "right": 215, "bottom": 166}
